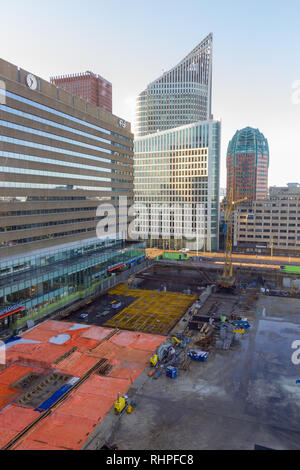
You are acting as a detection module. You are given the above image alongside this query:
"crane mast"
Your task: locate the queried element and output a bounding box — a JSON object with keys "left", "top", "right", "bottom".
{"left": 218, "top": 188, "right": 247, "bottom": 288}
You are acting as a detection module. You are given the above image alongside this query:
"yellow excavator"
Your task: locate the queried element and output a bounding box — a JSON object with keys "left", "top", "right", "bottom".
{"left": 172, "top": 336, "right": 182, "bottom": 345}
{"left": 218, "top": 188, "right": 247, "bottom": 288}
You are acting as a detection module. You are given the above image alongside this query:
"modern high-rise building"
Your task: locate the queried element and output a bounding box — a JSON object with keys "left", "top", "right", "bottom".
{"left": 226, "top": 127, "right": 269, "bottom": 203}
{"left": 234, "top": 184, "right": 300, "bottom": 255}
{"left": 0, "top": 58, "right": 144, "bottom": 333}
{"left": 134, "top": 34, "right": 220, "bottom": 252}
{"left": 50, "top": 71, "right": 112, "bottom": 113}
{"left": 135, "top": 34, "right": 213, "bottom": 137}
{"left": 134, "top": 120, "right": 221, "bottom": 251}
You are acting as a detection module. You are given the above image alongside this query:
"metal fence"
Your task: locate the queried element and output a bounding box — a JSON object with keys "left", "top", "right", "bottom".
{"left": 88, "top": 259, "right": 154, "bottom": 298}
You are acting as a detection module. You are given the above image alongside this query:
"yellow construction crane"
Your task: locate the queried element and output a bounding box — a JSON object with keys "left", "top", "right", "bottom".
{"left": 270, "top": 234, "right": 274, "bottom": 257}
{"left": 218, "top": 189, "right": 247, "bottom": 288}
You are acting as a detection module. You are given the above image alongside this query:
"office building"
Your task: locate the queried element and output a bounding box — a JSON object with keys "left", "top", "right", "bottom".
{"left": 219, "top": 187, "right": 226, "bottom": 201}
{"left": 234, "top": 184, "right": 300, "bottom": 255}
{"left": 135, "top": 34, "right": 213, "bottom": 137}
{"left": 50, "top": 71, "right": 112, "bottom": 113}
{"left": 227, "top": 127, "right": 269, "bottom": 203}
{"left": 134, "top": 120, "right": 221, "bottom": 251}
{"left": 0, "top": 58, "right": 144, "bottom": 332}
{"left": 134, "top": 34, "right": 219, "bottom": 251}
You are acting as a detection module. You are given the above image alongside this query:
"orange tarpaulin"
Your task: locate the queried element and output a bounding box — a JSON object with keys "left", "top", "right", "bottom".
{"left": 0, "top": 404, "right": 39, "bottom": 432}
{"left": 108, "top": 330, "right": 141, "bottom": 347}
{"left": 57, "top": 392, "right": 113, "bottom": 422}
{"left": 0, "top": 320, "right": 166, "bottom": 450}
{"left": 0, "top": 427, "right": 17, "bottom": 448}
{"left": 109, "top": 331, "right": 164, "bottom": 351}
{"left": 0, "top": 383, "right": 20, "bottom": 409}
{"left": 78, "top": 374, "right": 130, "bottom": 399}
{"left": 88, "top": 338, "right": 150, "bottom": 364}
{"left": 81, "top": 326, "right": 114, "bottom": 341}
{"left": 56, "top": 351, "right": 100, "bottom": 377}
{"left": 14, "top": 412, "right": 97, "bottom": 450}
{"left": 15, "top": 439, "right": 67, "bottom": 450}
{"left": 130, "top": 334, "right": 165, "bottom": 351}
{"left": 36, "top": 319, "right": 73, "bottom": 332}
{"left": 107, "top": 360, "right": 145, "bottom": 382}
{"left": 7, "top": 342, "right": 72, "bottom": 365}
{"left": 22, "top": 327, "right": 59, "bottom": 342}
{"left": 0, "top": 364, "right": 34, "bottom": 385}
{"left": 69, "top": 336, "right": 99, "bottom": 352}
{"left": 21, "top": 319, "right": 91, "bottom": 342}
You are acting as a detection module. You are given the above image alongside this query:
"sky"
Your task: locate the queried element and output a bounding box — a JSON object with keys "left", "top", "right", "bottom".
{"left": 1, "top": 0, "right": 300, "bottom": 188}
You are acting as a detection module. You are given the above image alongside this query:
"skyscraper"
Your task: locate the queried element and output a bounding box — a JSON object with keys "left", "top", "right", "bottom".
{"left": 226, "top": 127, "right": 269, "bottom": 203}
{"left": 134, "top": 34, "right": 220, "bottom": 251}
{"left": 50, "top": 71, "right": 112, "bottom": 113}
{"left": 134, "top": 120, "right": 221, "bottom": 251}
{"left": 135, "top": 34, "right": 213, "bottom": 137}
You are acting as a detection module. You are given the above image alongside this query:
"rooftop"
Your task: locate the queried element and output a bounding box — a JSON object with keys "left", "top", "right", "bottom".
{"left": 50, "top": 71, "right": 112, "bottom": 86}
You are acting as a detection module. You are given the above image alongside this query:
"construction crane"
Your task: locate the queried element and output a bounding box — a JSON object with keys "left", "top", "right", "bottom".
{"left": 218, "top": 189, "right": 247, "bottom": 288}
{"left": 270, "top": 234, "right": 274, "bottom": 257}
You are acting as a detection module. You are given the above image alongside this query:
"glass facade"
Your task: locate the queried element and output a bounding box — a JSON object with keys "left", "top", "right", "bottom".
{"left": 0, "top": 89, "right": 129, "bottom": 146}
{"left": 227, "top": 127, "right": 269, "bottom": 203}
{"left": 0, "top": 58, "right": 143, "bottom": 332}
{"left": 133, "top": 34, "right": 219, "bottom": 251}
{"left": 0, "top": 237, "right": 145, "bottom": 331}
{"left": 135, "top": 34, "right": 213, "bottom": 137}
{"left": 134, "top": 120, "right": 221, "bottom": 251}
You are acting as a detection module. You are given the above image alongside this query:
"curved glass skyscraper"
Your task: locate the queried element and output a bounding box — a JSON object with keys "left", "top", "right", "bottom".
{"left": 134, "top": 33, "right": 220, "bottom": 252}
{"left": 227, "top": 127, "right": 269, "bottom": 203}
{"left": 135, "top": 34, "right": 213, "bottom": 137}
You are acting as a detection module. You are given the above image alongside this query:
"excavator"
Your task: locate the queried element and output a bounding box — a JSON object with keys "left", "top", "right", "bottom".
{"left": 218, "top": 188, "right": 247, "bottom": 289}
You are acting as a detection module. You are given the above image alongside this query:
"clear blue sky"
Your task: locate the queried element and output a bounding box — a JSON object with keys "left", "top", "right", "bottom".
{"left": 1, "top": 0, "right": 300, "bottom": 188}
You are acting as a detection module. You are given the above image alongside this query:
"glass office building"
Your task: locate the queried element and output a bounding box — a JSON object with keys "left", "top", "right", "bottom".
{"left": 135, "top": 34, "right": 213, "bottom": 137}
{"left": 134, "top": 120, "right": 221, "bottom": 251}
{"left": 0, "top": 58, "right": 144, "bottom": 332}
{"left": 227, "top": 127, "right": 269, "bottom": 203}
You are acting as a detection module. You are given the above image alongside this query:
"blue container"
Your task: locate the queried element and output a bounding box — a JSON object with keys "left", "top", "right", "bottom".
{"left": 187, "top": 350, "right": 209, "bottom": 362}
{"left": 232, "top": 320, "right": 250, "bottom": 329}
{"left": 166, "top": 366, "right": 178, "bottom": 379}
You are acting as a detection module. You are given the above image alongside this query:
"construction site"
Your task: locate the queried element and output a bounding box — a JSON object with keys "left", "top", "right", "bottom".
{"left": 1, "top": 182, "right": 300, "bottom": 450}
{"left": 1, "top": 247, "right": 300, "bottom": 450}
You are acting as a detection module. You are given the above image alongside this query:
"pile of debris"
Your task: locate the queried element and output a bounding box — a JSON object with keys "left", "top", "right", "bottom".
{"left": 149, "top": 333, "right": 193, "bottom": 378}
{"left": 215, "top": 323, "right": 234, "bottom": 350}
{"left": 192, "top": 322, "right": 214, "bottom": 350}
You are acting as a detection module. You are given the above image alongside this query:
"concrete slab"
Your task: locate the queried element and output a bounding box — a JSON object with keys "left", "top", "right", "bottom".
{"left": 108, "top": 295, "right": 300, "bottom": 450}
